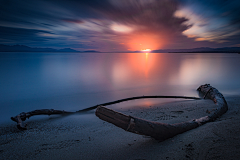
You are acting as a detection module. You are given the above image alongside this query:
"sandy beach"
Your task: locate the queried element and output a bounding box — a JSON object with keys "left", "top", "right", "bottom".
{"left": 1, "top": 96, "right": 240, "bottom": 160}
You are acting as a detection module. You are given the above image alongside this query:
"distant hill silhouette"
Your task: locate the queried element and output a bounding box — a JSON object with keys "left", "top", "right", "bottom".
{"left": 0, "top": 44, "right": 81, "bottom": 52}
{"left": 1, "top": 44, "right": 239, "bottom": 53}
{"left": 151, "top": 47, "right": 240, "bottom": 53}
{"left": 83, "top": 50, "right": 100, "bottom": 52}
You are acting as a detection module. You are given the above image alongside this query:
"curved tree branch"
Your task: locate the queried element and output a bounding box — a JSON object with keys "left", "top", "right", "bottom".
{"left": 11, "top": 84, "right": 227, "bottom": 133}
{"left": 11, "top": 109, "right": 73, "bottom": 130}
{"left": 96, "top": 84, "right": 228, "bottom": 141}
{"left": 11, "top": 96, "right": 201, "bottom": 130}
{"left": 77, "top": 96, "right": 201, "bottom": 112}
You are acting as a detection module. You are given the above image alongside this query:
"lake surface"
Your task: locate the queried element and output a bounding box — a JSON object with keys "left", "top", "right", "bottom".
{"left": 0, "top": 52, "right": 240, "bottom": 124}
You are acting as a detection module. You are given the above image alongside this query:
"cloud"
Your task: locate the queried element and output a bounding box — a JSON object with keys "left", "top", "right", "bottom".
{"left": 0, "top": 0, "right": 191, "bottom": 51}
{"left": 176, "top": 0, "right": 240, "bottom": 44}
{"left": 62, "top": 19, "right": 84, "bottom": 24}
{"left": 77, "top": 0, "right": 190, "bottom": 50}
{"left": 0, "top": 0, "right": 240, "bottom": 51}
{"left": 0, "top": 26, "right": 53, "bottom": 42}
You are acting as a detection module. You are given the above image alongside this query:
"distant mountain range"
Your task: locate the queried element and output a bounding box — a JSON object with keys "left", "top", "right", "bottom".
{"left": 151, "top": 47, "right": 240, "bottom": 53}
{"left": 0, "top": 44, "right": 100, "bottom": 53}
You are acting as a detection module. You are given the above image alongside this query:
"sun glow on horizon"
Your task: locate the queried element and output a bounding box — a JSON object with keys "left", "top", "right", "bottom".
{"left": 126, "top": 33, "right": 164, "bottom": 51}
{"left": 141, "top": 49, "right": 151, "bottom": 52}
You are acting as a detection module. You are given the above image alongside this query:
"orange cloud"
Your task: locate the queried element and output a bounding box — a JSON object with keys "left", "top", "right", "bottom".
{"left": 126, "top": 32, "right": 166, "bottom": 51}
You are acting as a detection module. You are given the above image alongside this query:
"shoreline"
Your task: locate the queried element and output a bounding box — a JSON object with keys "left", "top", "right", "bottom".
{"left": 1, "top": 96, "right": 240, "bottom": 159}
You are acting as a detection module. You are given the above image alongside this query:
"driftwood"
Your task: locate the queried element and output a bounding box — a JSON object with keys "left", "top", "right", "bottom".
{"left": 96, "top": 84, "right": 228, "bottom": 141}
{"left": 11, "top": 96, "right": 201, "bottom": 130}
{"left": 77, "top": 96, "right": 201, "bottom": 112}
{"left": 11, "top": 83, "right": 227, "bottom": 133}
{"left": 11, "top": 109, "right": 72, "bottom": 130}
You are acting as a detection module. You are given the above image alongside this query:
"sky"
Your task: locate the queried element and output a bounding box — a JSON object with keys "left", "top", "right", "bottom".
{"left": 0, "top": 0, "right": 240, "bottom": 52}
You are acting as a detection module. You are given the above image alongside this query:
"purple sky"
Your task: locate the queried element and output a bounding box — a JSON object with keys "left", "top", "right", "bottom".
{"left": 1, "top": 0, "right": 240, "bottom": 52}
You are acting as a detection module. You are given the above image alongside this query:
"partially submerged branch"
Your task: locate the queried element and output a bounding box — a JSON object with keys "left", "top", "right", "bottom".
{"left": 11, "top": 96, "right": 201, "bottom": 130}
{"left": 11, "top": 109, "right": 72, "bottom": 130}
{"left": 77, "top": 96, "right": 201, "bottom": 112}
{"left": 96, "top": 84, "right": 228, "bottom": 141}
{"left": 11, "top": 84, "right": 227, "bottom": 134}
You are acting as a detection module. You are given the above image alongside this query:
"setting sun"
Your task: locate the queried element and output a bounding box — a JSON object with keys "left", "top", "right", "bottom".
{"left": 126, "top": 33, "right": 165, "bottom": 51}
{"left": 141, "top": 49, "right": 151, "bottom": 52}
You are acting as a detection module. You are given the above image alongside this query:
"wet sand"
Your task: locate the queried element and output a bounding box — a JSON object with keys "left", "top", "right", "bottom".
{"left": 1, "top": 96, "right": 240, "bottom": 160}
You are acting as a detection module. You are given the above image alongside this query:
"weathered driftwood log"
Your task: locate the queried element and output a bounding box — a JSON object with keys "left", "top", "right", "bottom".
{"left": 11, "top": 109, "right": 72, "bottom": 130}
{"left": 96, "top": 84, "right": 228, "bottom": 141}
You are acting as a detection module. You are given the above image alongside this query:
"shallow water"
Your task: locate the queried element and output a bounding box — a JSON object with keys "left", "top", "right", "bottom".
{"left": 0, "top": 52, "right": 240, "bottom": 124}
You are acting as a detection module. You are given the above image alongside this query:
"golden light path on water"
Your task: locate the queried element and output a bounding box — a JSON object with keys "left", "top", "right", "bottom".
{"left": 111, "top": 52, "right": 156, "bottom": 93}
{"left": 113, "top": 52, "right": 153, "bottom": 106}
{"left": 145, "top": 53, "right": 149, "bottom": 78}
{"left": 141, "top": 49, "right": 151, "bottom": 78}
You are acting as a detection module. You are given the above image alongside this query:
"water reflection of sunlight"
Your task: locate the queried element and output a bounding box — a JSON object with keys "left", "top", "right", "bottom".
{"left": 178, "top": 54, "right": 222, "bottom": 85}
{"left": 112, "top": 62, "right": 130, "bottom": 84}
{"left": 145, "top": 53, "right": 149, "bottom": 77}
{"left": 143, "top": 99, "right": 152, "bottom": 107}
{"left": 128, "top": 53, "right": 152, "bottom": 78}
{"left": 111, "top": 53, "right": 156, "bottom": 88}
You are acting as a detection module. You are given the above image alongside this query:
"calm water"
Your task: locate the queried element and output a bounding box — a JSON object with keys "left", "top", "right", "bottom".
{"left": 0, "top": 52, "right": 240, "bottom": 124}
